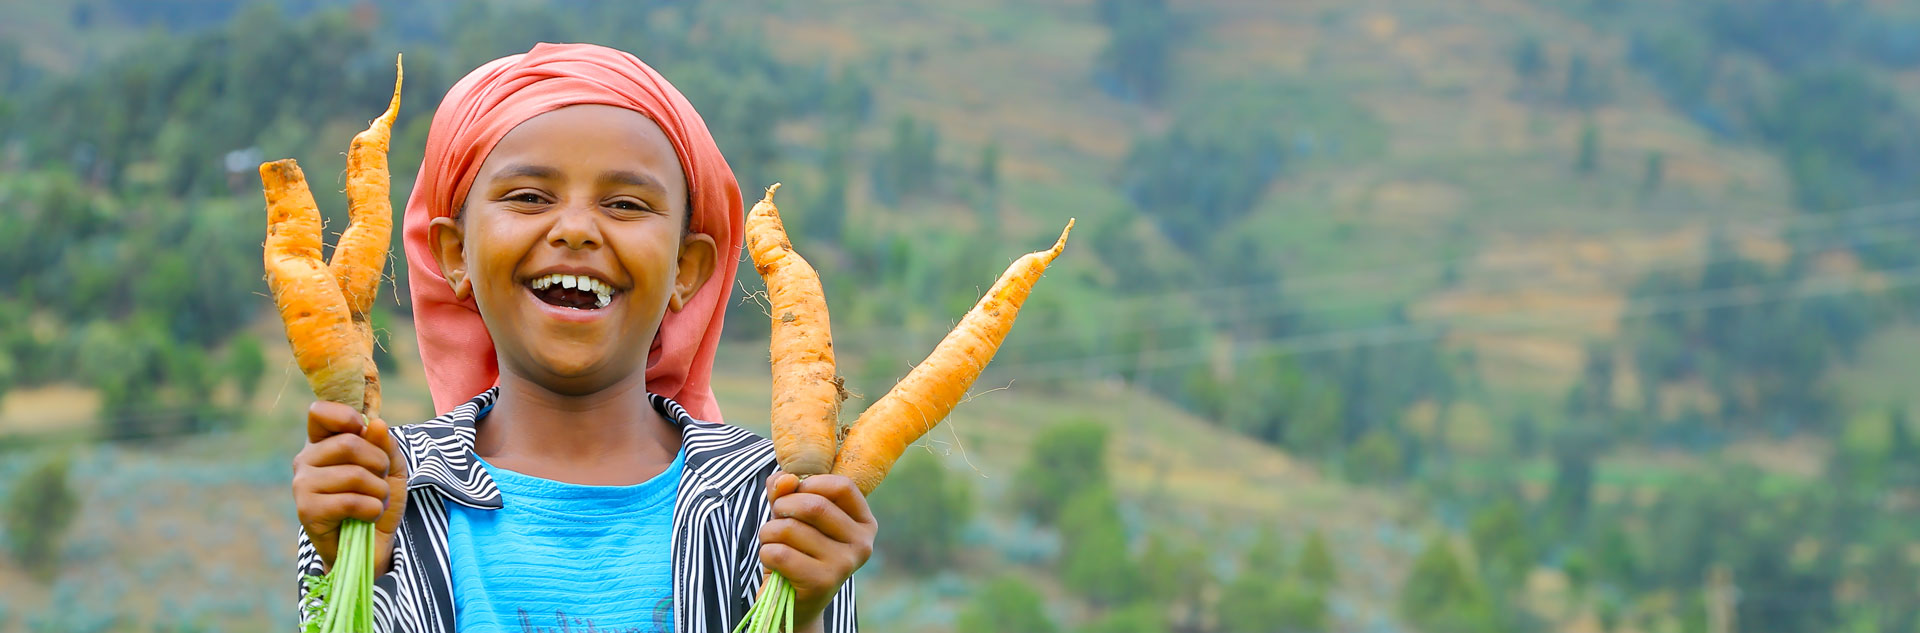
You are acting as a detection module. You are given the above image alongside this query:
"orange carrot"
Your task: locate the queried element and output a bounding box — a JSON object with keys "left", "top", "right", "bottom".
{"left": 330, "top": 55, "right": 402, "bottom": 313}
{"left": 261, "top": 159, "right": 366, "bottom": 410}
{"left": 745, "top": 183, "right": 845, "bottom": 476}
{"left": 265, "top": 56, "right": 403, "bottom": 633}
{"left": 741, "top": 198, "right": 1072, "bottom": 633}
{"left": 327, "top": 55, "right": 403, "bottom": 416}
{"left": 832, "top": 219, "right": 1074, "bottom": 495}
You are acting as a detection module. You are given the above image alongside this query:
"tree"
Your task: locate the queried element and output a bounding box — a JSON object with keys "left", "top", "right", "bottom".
{"left": 871, "top": 452, "right": 973, "bottom": 572}
{"left": 1217, "top": 574, "right": 1326, "bottom": 633}
{"left": 971, "top": 141, "right": 1001, "bottom": 213}
{"left": 1059, "top": 487, "right": 1141, "bottom": 606}
{"left": 0, "top": 347, "right": 14, "bottom": 404}
{"left": 1093, "top": 0, "right": 1175, "bottom": 103}
{"left": 1244, "top": 528, "right": 1287, "bottom": 571}
{"left": 1137, "top": 534, "right": 1211, "bottom": 628}
{"left": 823, "top": 66, "right": 873, "bottom": 124}
{"left": 1401, "top": 533, "right": 1497, "bottom": 633}
{"left": 977, "top": 141, "right": 1000, "bottom": 190}
{"left": 1119, "top": 118, "right": 1283, "bottom": 248}
{"left": 1223, "top": 355, "right": 1343, "bottom": 452}
{"left": 1836, "top": 409, "right": 1895, "bottom": 486}
{"left": 1346, "top": 429, "right": 1405, "bottom": 484}
{"left": 1015, "top": 420, "right": 1111, "bottom": 523}
{"left": 1074, "top": 604, "right": 1167, "bottom": 633}
{"left": 1545, "top": 430, "right": 1599, "bottom": 530}
{"left": 1576, "top": 119, "right": 1601, "bottom": 174}
{"left": 226, "top": 334, "right": 267, "bottom": 404}
{"left": 1640, "top": 151, "right": 1666, "bottom": 198}
{"left": 1297, "top": 529, "right": 1338, "bottom": 590}
{"left": 870, "top": 115, "right": 939, "bottom": 206}
{"left": 1513, "top": 36, "right": 1548, "bottom": 82}
{"left": 1216, "top": 575, "right": 1282, "bottom": 633}
{"left": 957, "top": 576, "right": 1057, "bottom": 633}
{"left": 1468, "top": 498, "right": 1531, "bottom": 587}
{"left": 1590, "top": 523, "right": 1639, "bottom": 589}
{"left": 1512, "top": 35, "right": 1550, "bottom": 102}
{"left": 1272, "top": 581, "right": 1330, "bottom": 632}
{"left": 6, "top": 453, "right": 79, "bottom": 581}
{"left": 1565, "top": 342, "right": 1615, "bottom": 418}
{"left": 808, "top": 125, "right": 853, "bottom": 244}
{"left": 1759, "top": 68, "right": 1920, "bottom": 211}
{"left": 1889, "top": 406, "right": 1920, "bottom": 487}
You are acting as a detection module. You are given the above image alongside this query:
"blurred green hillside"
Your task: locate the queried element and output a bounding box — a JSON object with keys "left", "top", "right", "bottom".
{"left": 5, "top": 1, "right": 1920, "bottom": 631}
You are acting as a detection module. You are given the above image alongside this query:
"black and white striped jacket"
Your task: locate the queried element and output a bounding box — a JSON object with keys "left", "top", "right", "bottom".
{"left": 295, "top": 388, "right": 858, "bottom": 632}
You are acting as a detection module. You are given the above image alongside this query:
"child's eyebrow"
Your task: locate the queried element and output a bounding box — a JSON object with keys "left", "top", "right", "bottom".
{"left": 602, "top": 170, "right": 667, "bottom": 195}
{"left": 493, "top": 164, "right": 560, "bottom": 181}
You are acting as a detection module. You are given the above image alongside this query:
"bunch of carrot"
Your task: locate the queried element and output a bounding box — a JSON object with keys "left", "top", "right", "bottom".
{"left": 263, "top": 56, "right": 402, "bottom": 633}
{"left": 737, "top": 185, "right": 1073, "bottom": 633}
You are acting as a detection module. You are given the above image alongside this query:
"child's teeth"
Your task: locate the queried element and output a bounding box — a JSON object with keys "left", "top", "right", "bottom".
{"left": 528, "top": 273, "right": 614, "bottom": 306}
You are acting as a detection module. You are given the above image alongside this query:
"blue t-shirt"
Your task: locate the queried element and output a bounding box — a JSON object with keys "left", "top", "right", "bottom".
{"left": 443, "top": 441, "right": 686, "bottom": 633}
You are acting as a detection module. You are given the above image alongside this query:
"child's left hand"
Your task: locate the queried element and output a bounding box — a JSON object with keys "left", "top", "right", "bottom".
{"left": 760, "top": 472, "right": 876, "bottom": 630}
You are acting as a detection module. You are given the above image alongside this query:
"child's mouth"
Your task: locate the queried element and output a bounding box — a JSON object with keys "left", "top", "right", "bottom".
{"left": 527, "top": 273, "right": 615, "bottom": 310}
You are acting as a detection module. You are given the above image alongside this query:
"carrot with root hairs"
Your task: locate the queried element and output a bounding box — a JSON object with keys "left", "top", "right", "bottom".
{"left": 744, "top": 183, "right": 845, "bottom": 476}
{"left": 328, "top": 55, "right": 403, "bottom": 417}
{"left": 263, "top": 157, "right": 378, "bottom": 633}
{"left": 736, "top": 182, "right": 1072, "bottom": 633}
{"left": 261, "top": 159, "right": 366, "bottom": 409}
{"left": 263, "top": 54, "right": 402, "bottom": 633}
{"left": 832, "top": 218, "right": 1073, "bottom": 495}
{"left": 737, "top": 184, "right": 850, "bottom": 633}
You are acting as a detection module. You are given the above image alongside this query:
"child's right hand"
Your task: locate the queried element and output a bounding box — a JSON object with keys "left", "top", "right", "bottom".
{"left": 293, "top": 401, "right": 408, "bottom": 575}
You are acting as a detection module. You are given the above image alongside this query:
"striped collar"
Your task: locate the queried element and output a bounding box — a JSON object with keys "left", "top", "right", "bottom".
{"left": 395, "top": 387, "right": 742, "bottom": 510}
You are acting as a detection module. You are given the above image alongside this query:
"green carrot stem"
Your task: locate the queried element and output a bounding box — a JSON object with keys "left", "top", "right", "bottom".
{"left": 315, "top": 518, "right": 376, "bottom": 633}
{"left": 734, "top": 572, "right": 799, "bottom": 633}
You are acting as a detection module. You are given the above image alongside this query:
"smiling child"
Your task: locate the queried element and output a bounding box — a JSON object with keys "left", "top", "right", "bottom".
{"left": 291, "top": 43, "right": 870, "bottom": 633}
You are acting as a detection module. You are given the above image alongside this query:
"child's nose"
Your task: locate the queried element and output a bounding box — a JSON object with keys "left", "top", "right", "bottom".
{"left": 546, "top": 203, "right": 604, "bottom": 250}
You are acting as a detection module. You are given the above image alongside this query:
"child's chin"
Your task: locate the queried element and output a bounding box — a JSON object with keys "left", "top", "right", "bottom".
{"left": 528, "top": 354, "right": 619, "bottom": 384}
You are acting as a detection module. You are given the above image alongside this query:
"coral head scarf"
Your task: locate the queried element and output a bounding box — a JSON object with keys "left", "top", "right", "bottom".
{"left": 402, "top": 42, "right": 742, "bottom": 422}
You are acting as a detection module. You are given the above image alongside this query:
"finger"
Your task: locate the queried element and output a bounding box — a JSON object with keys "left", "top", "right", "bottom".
{"left": 759, "top": 517, "right": 845, "bottom": 562}
{"left": 795, "top": 474, "right": 875, "bottom": 525}
{"left": 299, "top": 492, "right": 386, "bottom": 525}
{"left": 766, "top": 471, "right": 799, "bottom": 502}
{"left": 365, "top": 417, "right": 407, "bottom": 480}
{"left": 297, "top": 433, "right": 390, "bottom": 475}
{"left": 772, "top": 493, "right": 861, "bottom": 545}
{"left": 759, "top": 542, "right": 829, "bottom": 585}
{"left": 295, "top": 464, "right": 390, "bottom": 500}
{"left": 308, "top": 401, "right": 365, "bottom": 444}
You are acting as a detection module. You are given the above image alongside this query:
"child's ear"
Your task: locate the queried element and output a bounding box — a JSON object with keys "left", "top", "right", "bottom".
{"left": 429, "top": 216, "right": 473, "bottom": 301}
{"left": 670, "top": 231, "right": 718, "bottom": 312}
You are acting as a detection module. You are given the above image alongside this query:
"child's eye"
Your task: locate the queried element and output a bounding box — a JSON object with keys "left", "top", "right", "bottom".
{"left": 511, "top": 193, "right": 547, "bottom": 204}
{"left": 607, "top": 200, "right": 650, "bottom": 213}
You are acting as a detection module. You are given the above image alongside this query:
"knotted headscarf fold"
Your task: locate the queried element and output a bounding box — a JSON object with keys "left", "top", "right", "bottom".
{"left": 403, "top": 42, "right": 742, "bottom": 422}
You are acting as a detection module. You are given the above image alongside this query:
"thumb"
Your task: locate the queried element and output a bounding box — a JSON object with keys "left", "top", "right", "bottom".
{"left": 364, "top": 417, "right": 409, "bottom": 537}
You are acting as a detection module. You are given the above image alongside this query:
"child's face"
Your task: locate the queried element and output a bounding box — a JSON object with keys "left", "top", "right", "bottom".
{"left": 432, "top": 104, "right": 717, "bottom": 394}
